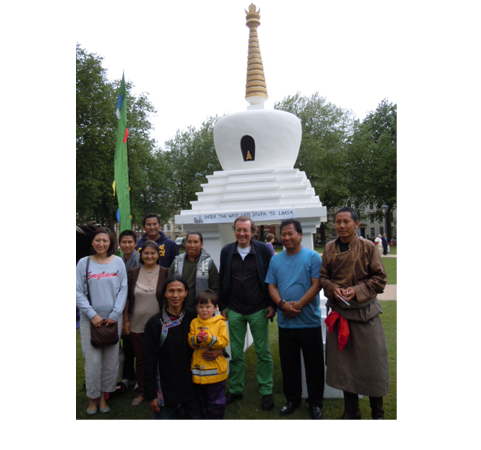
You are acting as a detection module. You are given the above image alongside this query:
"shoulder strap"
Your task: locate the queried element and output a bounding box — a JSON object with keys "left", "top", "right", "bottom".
{"left": 85, "top": 257, "right": 92, "bottom": 305}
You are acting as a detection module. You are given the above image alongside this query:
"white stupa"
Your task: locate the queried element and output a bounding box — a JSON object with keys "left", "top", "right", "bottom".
{"left": 176, "top": 5, "right": 341, "bottom": 398}
{"left": 176, "top": 3, "right": 327, "bottom": 260}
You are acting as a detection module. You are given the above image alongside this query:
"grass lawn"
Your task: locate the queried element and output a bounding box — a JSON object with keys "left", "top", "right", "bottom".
{"left": 381, "top": 257, "right": 397, "bottom": 284}
{"left": 76, "top": 301, "right": 396, "bottom": 420}
{"left": 387, "top": 245, "right": 397, "bottom": 255}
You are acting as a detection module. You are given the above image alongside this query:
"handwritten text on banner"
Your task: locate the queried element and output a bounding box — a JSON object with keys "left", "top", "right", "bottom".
{"left": 193, "top": 210, "right": 296, "bottom": 224}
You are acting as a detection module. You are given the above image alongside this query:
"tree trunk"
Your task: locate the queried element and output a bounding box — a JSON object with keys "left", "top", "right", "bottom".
{"left": 386, "top": 206, "right": 393, "bottom": 241}
{"left": 108, "top": 213, "right": 116, "bottom": 238}
{"left": 319, "top": 222, "right": 326, "bottom": 245}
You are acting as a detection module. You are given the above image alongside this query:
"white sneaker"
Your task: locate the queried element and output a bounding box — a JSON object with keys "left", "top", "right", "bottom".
{"left": 121, "top": 378, "right": 135, "bottom": 387}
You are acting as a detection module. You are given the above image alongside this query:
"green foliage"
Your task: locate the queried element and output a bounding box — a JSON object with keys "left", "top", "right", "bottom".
{"left": 76, "top": 44, "right": 166, "bottom": 229}
{"left": 161, "top": 117, "right": 222, "bottom": 211}
{"left": 76, "top": 45, "right": 118, "bottom": 228}
{"left": 274, "top": 92, "right": 355, "bottom": 211}
{"left": 274, "top": 93, "right": 356, "bottom": 244}
{"left": 346, "top": 99, "right": 397, "bottom": 238}
{"left": 273, "top": 94, "right": 397, "bottom": 242}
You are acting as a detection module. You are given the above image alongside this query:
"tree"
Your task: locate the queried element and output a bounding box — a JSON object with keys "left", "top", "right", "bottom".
{"left": 274, "top": 92, "right": 355, "bottom": 243}
{"left": 346, "top": 99, "right": 397, "bottom": 240}
{"left": 76, "top": 44, "right": 162, "bottom": 230}
{"left": 160, "top": 117, "right": 222, "bottom": 213}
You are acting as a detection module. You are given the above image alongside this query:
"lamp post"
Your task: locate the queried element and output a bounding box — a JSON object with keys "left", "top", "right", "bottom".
{"left": 381, "top": 204, "right": 389, "bottom": 240}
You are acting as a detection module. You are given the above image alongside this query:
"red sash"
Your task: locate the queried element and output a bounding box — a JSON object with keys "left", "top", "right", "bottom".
{"left": 324, "top": 311, "right": 349, "bottom": 352}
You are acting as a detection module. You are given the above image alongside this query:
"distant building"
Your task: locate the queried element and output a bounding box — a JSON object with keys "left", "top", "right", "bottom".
{"left": 162, "top": 218, "right": 185, "bottom": 240}
{"left": 357, "top": 203, "right": 397, "bottom": 241}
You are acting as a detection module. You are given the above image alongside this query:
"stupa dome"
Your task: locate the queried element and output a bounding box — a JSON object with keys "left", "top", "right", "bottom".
{"left": 214, "top": 109, "right": 301, "bottom": 170}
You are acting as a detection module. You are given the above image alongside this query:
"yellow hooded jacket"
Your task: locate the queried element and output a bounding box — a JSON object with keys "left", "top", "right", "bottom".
{"left": 188, "top": 314, "right": 229, "bottom": 384}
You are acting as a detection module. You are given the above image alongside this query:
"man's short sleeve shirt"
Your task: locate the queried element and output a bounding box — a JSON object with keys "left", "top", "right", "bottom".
{"left": 265, "top": 247, "right": 322, "bottom": 329}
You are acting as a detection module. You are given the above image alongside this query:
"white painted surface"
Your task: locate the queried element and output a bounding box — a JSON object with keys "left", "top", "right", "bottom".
{"left": 213, "top": 109, "right": 302, "bottom": 171}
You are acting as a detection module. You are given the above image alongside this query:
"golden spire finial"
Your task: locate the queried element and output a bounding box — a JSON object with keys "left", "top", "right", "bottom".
{"left": 244, "top": 4, "right": 268, "bottom": 105}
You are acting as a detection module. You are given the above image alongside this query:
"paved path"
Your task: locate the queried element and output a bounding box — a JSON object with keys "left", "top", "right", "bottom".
{"left": 378, "top": 284, "right": 397, "bottom": 301}
{"left": 380, "top": 254, "right": 396, "bottom": 299}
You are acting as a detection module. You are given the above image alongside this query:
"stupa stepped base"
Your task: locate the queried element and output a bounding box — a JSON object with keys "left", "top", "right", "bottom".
{"left": 177, "top": 167, "right": 325, "bottom": 217}
{"left": 175, "top": 165, "right": 327, "bottom": 276}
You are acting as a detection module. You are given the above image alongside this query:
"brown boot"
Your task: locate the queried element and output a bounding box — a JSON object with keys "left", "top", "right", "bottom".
{"left": 340, "top": 391, "right": 361, "bottom": 419}
{"left": 369, "top": 396, "right": 384, "bottom": 419}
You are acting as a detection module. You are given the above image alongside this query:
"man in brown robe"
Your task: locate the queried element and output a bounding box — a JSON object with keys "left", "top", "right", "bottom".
{"left": 319, "top": 206, "right": 389, "bottom": 419}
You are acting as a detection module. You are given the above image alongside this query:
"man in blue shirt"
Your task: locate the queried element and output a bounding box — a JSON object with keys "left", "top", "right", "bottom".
{"left": 265, "top": 219, "right": 324, "bottom": 419}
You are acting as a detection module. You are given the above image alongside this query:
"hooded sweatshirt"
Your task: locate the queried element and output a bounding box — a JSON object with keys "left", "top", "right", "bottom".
{"left": 135, "top": 231, "right": 179, "bottom": 269}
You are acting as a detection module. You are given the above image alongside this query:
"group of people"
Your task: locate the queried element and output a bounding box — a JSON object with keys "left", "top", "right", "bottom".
{"left": 76, "top": 207, "right": 390, "bottom": 420}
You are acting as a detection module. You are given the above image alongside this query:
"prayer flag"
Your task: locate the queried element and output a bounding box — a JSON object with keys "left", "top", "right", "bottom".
{"left": 114, "top": 73, "right": 132, "bottom": 233}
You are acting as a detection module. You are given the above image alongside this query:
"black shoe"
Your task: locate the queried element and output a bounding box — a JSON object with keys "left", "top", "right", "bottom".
{"left": 280, "top": 401, "right": 300, "bottom": 416}
{"left": 225, "top": 391, "right": 243, "bottom": 405}
{"left": 261, "top": 394, "right": 274, "bottom": 411}
{"left": 310, "top": 406, "right": 324, "bottom": 420}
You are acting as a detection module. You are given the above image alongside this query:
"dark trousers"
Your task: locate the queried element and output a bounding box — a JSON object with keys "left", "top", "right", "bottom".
{"left": 383, "top": 244, "right": 388, "bottom": 255}
{"left": 130, "top": 332, "right": 145, "bottom": 395}
{"left": 195, "top": 380, "right": 226, "bottom": 419}
{"left": 152, "top": 399, "right": 202, "bottom": 420}
{"left": 278, "top": 326, "right": 324, "bottom": 408}
{"left": 121, "top": 334, "right": 136, "bottom": 381}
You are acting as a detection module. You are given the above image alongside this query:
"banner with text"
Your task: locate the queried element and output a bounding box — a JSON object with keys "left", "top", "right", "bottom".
{"left": 192, "top": 209, "right": 296, "bottom": 224}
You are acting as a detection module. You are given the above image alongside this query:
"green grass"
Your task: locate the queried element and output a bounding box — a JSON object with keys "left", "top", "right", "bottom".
{"left": 387, "top": 245, "right": 397, "bottom": 255}
{"left": 77, "top": 301, "right": 396, "bottom": 420}
{"left": 382, "top": 258, "right": 397, "bottom": 284}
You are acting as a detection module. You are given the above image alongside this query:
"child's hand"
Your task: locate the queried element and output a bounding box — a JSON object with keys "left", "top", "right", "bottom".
{"left": 197, "top": 331, "right": 208, "bottom": 342}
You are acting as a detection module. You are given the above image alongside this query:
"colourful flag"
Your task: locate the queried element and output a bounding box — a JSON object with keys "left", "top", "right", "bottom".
{"left": 114, "top": 73, "right": 132, "bottom": 233}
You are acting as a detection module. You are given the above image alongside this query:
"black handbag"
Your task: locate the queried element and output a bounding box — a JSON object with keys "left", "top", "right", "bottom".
{"left": 85, "top": 257, "right": 119, "bottom": 347}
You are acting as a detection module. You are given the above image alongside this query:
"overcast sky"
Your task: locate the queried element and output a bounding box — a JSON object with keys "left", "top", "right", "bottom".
{"left": 75, "top": 0, "right": 400, "bottom": 147}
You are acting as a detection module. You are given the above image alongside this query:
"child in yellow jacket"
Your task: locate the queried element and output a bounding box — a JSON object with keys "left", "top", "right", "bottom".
{"left": 188, "top": 289, "right": 229, "bottom": 419}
